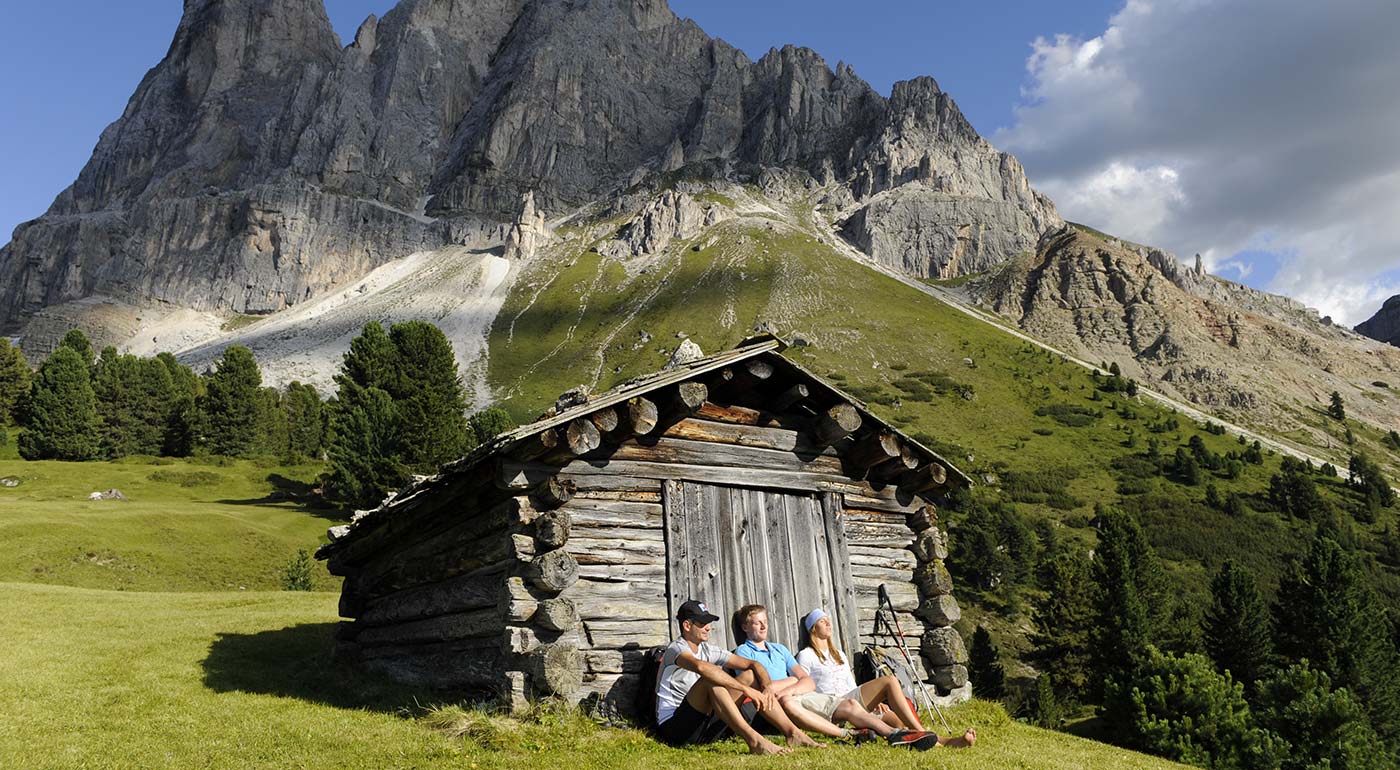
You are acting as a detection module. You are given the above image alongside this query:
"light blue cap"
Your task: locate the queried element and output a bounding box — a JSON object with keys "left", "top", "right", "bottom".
{"left": 803, "top": 608, "right": 828, "bottom": 632}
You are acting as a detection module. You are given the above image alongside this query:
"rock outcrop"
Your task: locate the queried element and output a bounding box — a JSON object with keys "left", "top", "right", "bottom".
{"left": 600, "top": 191, "right": 732, "bottom": 259}
{"left": 969, "top": 225, "right": 1400, "bottom": 432}
{"left": 0, "top": 0, "right": 1058, "bottom": 337}
{"left": 1356, "top": 295, "right": 1400, "bottom": 347}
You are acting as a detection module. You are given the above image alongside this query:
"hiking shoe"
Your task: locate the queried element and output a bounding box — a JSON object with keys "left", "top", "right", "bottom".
{"left": 846, "top": 728, "right": 877, "bottom": 746}
{"left": 887, "top": 730, "right": 939, "bottom": 751}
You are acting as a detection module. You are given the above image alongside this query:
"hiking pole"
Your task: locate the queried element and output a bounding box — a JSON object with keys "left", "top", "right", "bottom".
{"left": 878, "top": 583, "right": 954, "bottom": 735}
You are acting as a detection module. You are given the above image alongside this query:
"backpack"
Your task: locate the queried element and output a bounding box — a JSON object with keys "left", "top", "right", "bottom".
{"left": 634, "top": 645, "right": 669, "bottom": 728}
{"left": 856, "top": 645, "right": 920, "bottom": 705}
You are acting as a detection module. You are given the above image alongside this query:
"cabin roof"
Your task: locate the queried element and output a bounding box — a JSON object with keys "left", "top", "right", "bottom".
{"left": 318, "top": 334, "right": 972, "bottom": 558}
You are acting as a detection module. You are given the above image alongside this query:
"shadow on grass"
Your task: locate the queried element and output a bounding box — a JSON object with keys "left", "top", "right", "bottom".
{"left": 202, "top": 622, "right": 433, "bottom": 714}
{"left": 215, "top": 474, "right": 346, "bottom": 522}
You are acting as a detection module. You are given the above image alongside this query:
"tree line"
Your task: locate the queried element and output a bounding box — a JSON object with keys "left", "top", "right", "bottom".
{"left": 0, "top": 322, "right": 514, "bottom": 511}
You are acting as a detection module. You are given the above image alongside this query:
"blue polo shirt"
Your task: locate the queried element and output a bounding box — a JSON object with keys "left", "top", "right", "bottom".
{"left": 734, "top": 639, "right": 800, "bottom": 682}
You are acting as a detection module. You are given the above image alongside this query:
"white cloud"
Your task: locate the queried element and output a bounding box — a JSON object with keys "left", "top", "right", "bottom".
{"left": 996, "top": 0, "right": 1400, "bottom": 327}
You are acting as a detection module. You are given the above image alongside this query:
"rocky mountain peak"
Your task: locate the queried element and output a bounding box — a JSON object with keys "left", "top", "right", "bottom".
{"left": 2, "top": 0, "right": 1061, "bottom": 341}
{"left": 1356, "top": 294, "right": 1400, "bottom": 347}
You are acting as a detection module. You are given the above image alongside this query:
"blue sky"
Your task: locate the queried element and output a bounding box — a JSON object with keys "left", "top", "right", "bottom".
{"left": 2, "top": 1, "right": 1395, "bottom": 324}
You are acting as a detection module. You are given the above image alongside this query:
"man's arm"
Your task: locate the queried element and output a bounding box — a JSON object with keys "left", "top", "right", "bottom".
{"left": 780, "top": 664, "right": 816, "bottom": 698}
{"left": 676, "top": 651, "right": 776, "bottom": 711}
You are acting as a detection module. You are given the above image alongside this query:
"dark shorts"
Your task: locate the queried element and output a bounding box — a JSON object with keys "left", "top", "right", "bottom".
{"left": 657, "top": 694, "right": 760, "bottom": 746}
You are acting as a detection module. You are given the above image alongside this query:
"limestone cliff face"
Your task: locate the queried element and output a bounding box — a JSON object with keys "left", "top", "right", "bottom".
{"left": 970, "top": 226, "right": 1400, "bottom": 430}
{"left": 1356, "top": 295, "right": 1400, "bottom": 348}
{"left": 0, "top": 0, "right": 1059, "bottom": 332}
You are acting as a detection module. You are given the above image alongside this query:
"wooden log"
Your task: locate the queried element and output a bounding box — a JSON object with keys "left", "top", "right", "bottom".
{"left": 849, "top": 546, "right": 917, "bottom": 570}
{"left": 358, "top": 571, "right": 505, "bottom": 628}
{"left": 574, "top": 489, "right": 662, "bottom": 503}
{"left": 772, "top": 384, "right": 810, "bottom": 412}
{"left": 901, "top": 463, "right": 948, "bottom": 493}
{"left": 576, "top": 563, "right": 666, "bottom": 582}
{"left": 855, "top": 580, "right": 919, "bottom": 611}
{"left": 601, "top": 436, "right": 845, "bottom": 475}
{"left": 626, "top": 397, "right": 659, "bottom": 435}
{"left": 671, "top": 382, "right": 708, "bottom": 415}
{"left": 813, "top": 403, "right": 861, "bottom": 445}
{"left": 589, "top": 407, "right": 621, "bottom": 435}
{"left": 568, "top": 597, "right": 669, "bottom": 623}
{"left": 581, "top": 618, "right": 671, "bottom": 649}
{"left": 845, "top": 510, "right": 913, "bottom": 526}
{"left": 744, "top": 359, "right": 775, "bottom": 382}
{"left": 526, "top": 549, "right": 580, "bottom": 592}
{"left": 524, "top": 457, "right": 878, "bottom": 498}
{"left": 359, "top": 644, "right": 505, "bottom": 690}
{"left": 535, "top": 510, "right": 572, "bottom": 549}
{"left": 660, "top": 417, "right": 826, "bottom": 454}
{"left": 909, "top": 505, "right": 939, "bottom": 533}
{"left": 847, "top": 430, "right": 900, "bottom": 469}
{"left": 531, "top": 476, "right": 575, "bottom": 510}
{"left": 567, "top": 418, "right": 602, "bottom": 454}
{"left": 869, "top": 443, "right": 920, "bottom": 482}
{"left": 559, "top": 474, "right": 662, "bottom": 495}
{"left": 583, "top": 650, "right": 649, "bottom": 675}
{"left": 568, "top": 540, "right": 666, "bottom": 566}
{"left": 354, "top": 608, "right": 504, "bottom": 648}
{"left": 566, "top": 499, "right": 664, "bottom": 529}
{"left": 356, "top": 533, "right": 515, "bottom": 601}
{"left": 507, "top": 624, "right": 576, "bottom": 654}
{"left": 560, "top": 576, "right": 668, "bottom": 602}
{"left": 696, "top": 401, "right": 767, "bottom": 426}
{"left": 842, "top": 493, "right": 921, "bottom": 515}
{"left": 912, "top": 528, "right": 948, "bottom": 562}
{"left": 536, "top": 598, "right": 580, "bottom": 632}
{"left": 512, "top": 533, "right": 537, "bottom": 560}
{"left": 851, "top": 563, "right": 918, "bottom": 584}
{"left": 530, "top": 642, "right": 583, "bottom": 697}
{"left": 504, "top": 576, "right": 549, "bottom": 623}
{"left": 843, "top": 520, "right": 915, "bottom": 549}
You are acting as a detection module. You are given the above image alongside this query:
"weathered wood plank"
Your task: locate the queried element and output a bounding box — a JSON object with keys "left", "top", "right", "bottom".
{"left": 357, "top": 571, "right": 505, "bottom": 628}
{"left": 578, "top": 563, "right": 668, "bottom": 582}
{"left": 851, "top": 563, "right": 918, "bottom": 584}
{"left": 855, "top": 581, "right": 919, "bottom": 611}
{"left": 843, "top": 492, "right": 922, "bottom": 515}
{"left": 843, "top": 520, "right": 916, "bottom": 549}
{"left": 584, "top": 650, "right": 649, "bottom": 675}
{"left": 355, "top": 608, "right": 504, "bottom": 647}
{"left": 581, "top": 618, "right": 671, "bottom": 649}
{"left": 763, "top": 492, "right": 799, "bottom": 650}
{"left": 849, "top": 546, "right": 918, "bottom": 570}
{"left": 598, "top": 436, "right": 845, "bottom": 476}
{"left": 564, "top": 499, "right": 664, "bottom": 528}
{"left": 821, "top": 494, "right": 860, "bottom": 657}
{"left": 568, "top": 541, "right": 667, "bottom": 566}
{"left": 660, "top": 417, "right": 832, "bottom": 455}
{"left": 539, "top": 458, "right": 878, "bottom": 497}
{"left": 662, "top": 480, "right": 686, "bottom": 623}
{"left": 814, "top": 403, "right": 861, "bottom": 446}
{"left": 560, "top": 474, "right": 663, "bottom": 495}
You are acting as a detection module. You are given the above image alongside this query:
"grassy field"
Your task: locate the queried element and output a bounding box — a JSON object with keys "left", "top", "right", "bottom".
{"left": 0, "top": 445, "right": 338, "bottom": 592}
{"left": 0, "top": 582, "right": 1190, "bottom": 770}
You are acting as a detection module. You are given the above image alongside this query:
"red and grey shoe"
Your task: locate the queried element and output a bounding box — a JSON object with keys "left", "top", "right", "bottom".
{"left": 846, "top": 728, "right": 877, "bottom": 746}
{"left": 887, "top": 730, "right": 939, "bottom": 751}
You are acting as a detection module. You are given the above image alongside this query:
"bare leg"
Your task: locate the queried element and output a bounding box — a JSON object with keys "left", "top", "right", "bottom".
{"left": 751, "top": 697, "right": 821, "bottom": 748}
{"left": 880, "top": 710, "right": 903, "bottom": 729}
{"left": 831, "top": 700, "right": 894, "bottom": 736}
{"left": 936, "top": 729, "right": 977, "bottom": 749}
{"left": 780, "top": 699, "right": 845, "bottom": 738}
{"left": 685, "top": 680, "right": 788, "bottom": 755}
{"left": 858, "top": 676, "right": 924, "bottom": 731}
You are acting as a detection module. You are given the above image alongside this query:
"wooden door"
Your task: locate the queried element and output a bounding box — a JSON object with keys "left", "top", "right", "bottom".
{"left": 663, "top": 480, "right": 858, "bottom": 655}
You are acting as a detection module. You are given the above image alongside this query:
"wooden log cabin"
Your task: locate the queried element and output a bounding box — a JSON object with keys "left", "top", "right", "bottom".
{"left": 316, "top": 334, "right": 975, "bottom": 715}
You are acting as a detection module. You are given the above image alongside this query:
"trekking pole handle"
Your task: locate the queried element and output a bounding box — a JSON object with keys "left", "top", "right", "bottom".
{"left": 878, "top": 583, "right": 890, "bottom": 605}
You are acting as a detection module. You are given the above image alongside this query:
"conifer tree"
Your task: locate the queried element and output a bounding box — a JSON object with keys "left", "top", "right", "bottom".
{"left": 58, "top": 329, "right": 94, "bottom": 370}
{"left": 1092, "top": 508, "right": 1173, "bottom": 698}
{"left": 92, "top": 348, "right": 176, "bottom": 458}
{"left": 324, "top": 385, "right": 402, "bottom": 508}
{"left": 283, "top": 381, "right": 324, "bottom": 459}
{"left": 386, "top": 320, "right": 471, "bottom": 468}
{"left": 1254, "top": 662, "right": 1391, "bottom": 770}
{"left": 1275, "top": 535, "right": 1400, "bottom": 745}
{"left": 156, "top": 352, "right": 200, "bottom": 457}
{"left": 1203, "top": 560, "right": 1274, "bottom": 690}
{"left": 0, "top": 338, "right": 31, "bottom": 425}
{"left": 18, "top": 347, "right": 101, "bottom": 461}
{"left": 254, "top": 386, "right": 289, "bottom": 457}
{"left": 469, "top": 405, "right": 517, "bottom": 445}
{"left": 1349, "top": 454, "right": 1395, "bottom": 509}
{"left": 1030, "top": 549, "right": 1096, "bottom": 703}
{"left": 197, "top": 346, "right": 263, "bottom": 457}
{"left": 1329, "top": 391, "right": 1346, "bottom": 421}
{"left": 969, "top": 626, "right": 1006, "bottom": 699}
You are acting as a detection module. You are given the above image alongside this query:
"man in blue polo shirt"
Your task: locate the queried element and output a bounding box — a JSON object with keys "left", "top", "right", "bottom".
{"left": 733, "top": 603, "right": 850, "bottom": 740}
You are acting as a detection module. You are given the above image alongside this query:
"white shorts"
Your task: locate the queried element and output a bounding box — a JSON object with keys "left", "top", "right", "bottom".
{"left": 795, "top": 687, "right": 862, "bottom": 720}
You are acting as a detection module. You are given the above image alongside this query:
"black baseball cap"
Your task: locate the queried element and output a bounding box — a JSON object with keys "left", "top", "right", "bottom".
{"left": 676, "top": 599, "right": 720, "bottom": 625}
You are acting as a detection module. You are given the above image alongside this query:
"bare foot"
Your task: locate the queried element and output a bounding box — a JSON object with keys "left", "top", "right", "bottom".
{"left": 938, "top": 729, "right": 977, "bottom": 749}
{"left": 785, "top": 731, "right": 822, "bottom": 749}
{"left": 749, "top": 738, "right": 790, "bottom": 756}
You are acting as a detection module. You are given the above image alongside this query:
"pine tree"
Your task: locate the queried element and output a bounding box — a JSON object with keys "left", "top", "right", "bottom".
{"left": 386, "top": 321, "right": 472, "bottom": 469}
{"left": 324, "top": 384, "right": 403, "bottom": 508}
{"left": 197, "top": 346, "right": 263, "bottom": 457}
{"left": 1203, "top": 560, "right": 1274, "bottom": 690}
{"left": 1349, "top": 454, "right": 1395, "bottom": 509}
{"left": 156, "top": 352, "right": 200, "bottom": 457}
{"left": 1274, "top": 534, "right": 1400, "bottom": 746}
{"left": 283, "top": 381, "right": 324, "bottom": 459}
{"left": 1092, "top": 508, "right": 1173, "bottom": 698}
{"left": 0, "top": 338, "right": 32, "bottom": 425}
{"left": 469, "top": 405, "right": 517, "bottom": 445}
{"left": 253, "top": 386, "right": 289, "bottom": 457}
{"left": 1329, "top": 391, "right": 1346, "bottom": 421}
{"left": 1030, "top": 549, "right": 1096, "bottom": 703}
{"left": 1254, "top": 662, "right": 1391, "bottom": 770}
{"left": 18, "top": 347, "right": 101, "bottom": 461}
{"left": 969, "top": 626, "right": 1006, "bottom": 699}
{"left": 92, "top": 349, "right": 176, "bottom": 458}
{"left": 58, "top": 329, "right": 94, "bottom": 370}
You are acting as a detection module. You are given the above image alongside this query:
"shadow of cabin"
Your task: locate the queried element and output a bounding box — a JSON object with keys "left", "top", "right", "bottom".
{"left": 316, "top": 335, "right": 974, "bottom": 717}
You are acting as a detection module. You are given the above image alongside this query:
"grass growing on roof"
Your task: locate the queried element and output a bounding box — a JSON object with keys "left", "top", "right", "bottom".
{"left": 0, "top": 582, "right": 1191, "bottom": 770}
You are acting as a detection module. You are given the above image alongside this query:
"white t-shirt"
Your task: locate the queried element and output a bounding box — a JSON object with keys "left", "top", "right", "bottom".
{"left": 796, "top": 646, "right": 858, "bottom": 696}
{"left": 656, "top": 639, "right": 731, "bottom": 724}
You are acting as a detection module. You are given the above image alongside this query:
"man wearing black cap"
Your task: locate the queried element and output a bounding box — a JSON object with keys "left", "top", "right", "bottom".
{"left": 655, "top": 599, "right": 820, "bottom": 754}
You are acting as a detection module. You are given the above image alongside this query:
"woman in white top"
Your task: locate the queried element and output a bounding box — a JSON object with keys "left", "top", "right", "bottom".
{"left": 796, "top": 608, "right": 977, "bottom": 749}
